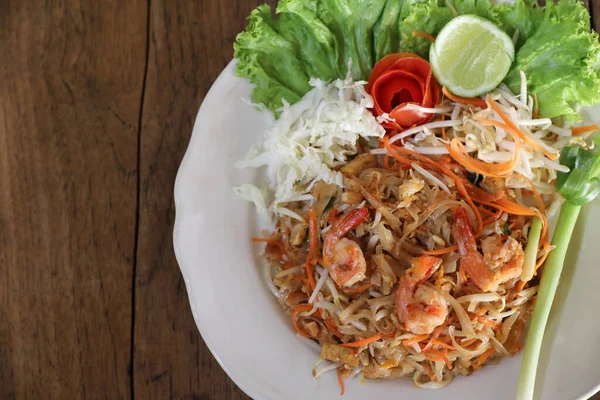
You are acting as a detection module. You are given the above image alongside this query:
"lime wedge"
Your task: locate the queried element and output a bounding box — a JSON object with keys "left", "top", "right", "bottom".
{"left": 430, "top": 15, "right": 515, "bottom": 98}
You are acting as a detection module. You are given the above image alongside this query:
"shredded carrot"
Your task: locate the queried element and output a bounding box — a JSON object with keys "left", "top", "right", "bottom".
{"left": 482, "top": 209, "right": 503, "bottom": 226}
{"left": 476, "top": 348, "right": 496, "bottom": 365}
{"left": 516, "top": 280, "right": 526, "bottom": 293}
{"left": 341, "top": 334, "right": 384, "bottom": 348}
{"left": 384, "top": 154, "right": 390, "bottom": 169}
{"left": 306, "top": 206, "right": 318, "bottom": 291}
{"left": 343, "top": 283, "right": 373, "bottom": 295}
{"left": 419, "top": 197, "right": 443, "bottom": 217}
{"left": 448, "top": 137, "right": 517, "bottom": 177}
{"left": 440, "top": 113, "right": 447, "bottom": 140}
{"left": 402, "top": 334, "right": 430, "bottom": 346}
{"left": 443, "top": 87, "right": 488, "bottom": 108}
{"left": 475, "top": 197, "right": 537, "bottom": 217}
{"left": 535, "top": 250, "right": 550, "bottom": 271}
{"left": 337, "top": 368, "right": 345, "bottom": 395}
{"left": 422, "top": 245, "right": 458, "bottom": 255}
{"left": 292, "top": 304, "right": 316, "bottom": 338}
{"left": 287, "top": 292, "right": 308, "bottom": 308}
{"left": 324, "top": 318, "right": 344, "bottom": 339}
{"left": 571, "top": 124, "right": 599, "bottom": 135}
{"left": 423, "top": 363, "right": 436, "bottom": 381}
{"left": 478, "top": 207, "right": 496, "bottom": 217}
{"left": 464, "top": 181, "right": 505, "bottom": 202}
{"left": 423, "top": 321, "right": 448, "bottom": 352}
{"left": 487, "top": 99, "right": 560, "bottom": 161}
{"left": 384, "top": 140, "right": 483, "bottom": 232}
{"left": 412, "top": 31, "right": 436, "bottom": 42}
{"left": 477, "top": 317, "right": 498, "bottom": 327}
{"left": 424, "top": 348, "right": 452, "bottom": 369}
{"left": 460, "top": 338, "right": 480, "bottom": 348}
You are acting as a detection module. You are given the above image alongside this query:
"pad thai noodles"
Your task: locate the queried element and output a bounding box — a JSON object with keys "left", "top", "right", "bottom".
{"left": 255, "top": 148, "right": 541, "bottom": 388}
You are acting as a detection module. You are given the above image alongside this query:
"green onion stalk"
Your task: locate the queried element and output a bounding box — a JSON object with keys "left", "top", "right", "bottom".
{"left": 517, "top": 146, "right": 600, "bottom": 400}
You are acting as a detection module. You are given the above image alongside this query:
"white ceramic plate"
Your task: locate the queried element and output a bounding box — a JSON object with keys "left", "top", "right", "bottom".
{"left": 174, "top": 61, "right": 600, "bottom": 400}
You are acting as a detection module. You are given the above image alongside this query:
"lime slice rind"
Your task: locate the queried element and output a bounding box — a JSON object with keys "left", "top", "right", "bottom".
{"left": 430, "top": 15, "right": 515, "bottom": 98}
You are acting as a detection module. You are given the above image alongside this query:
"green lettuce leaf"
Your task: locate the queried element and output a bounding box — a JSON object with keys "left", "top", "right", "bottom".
{"left": 397, "top": 0, "right": 453, "bottom": 58}
{"left": 234, "top": 0, "right": 600, "bottom": 121}
{"left": 316, "top": 0, "right": 388, "bottom": 79}
{"left": 504, "top": 0, "right": 600, "bottom": 122}
{"left": 492, "top": 0, "right": 544, "bottom": 48}
{"left": 273, "top": 0, "right": 338, "bottom": 81}
{"left": 373, "top": 0, "right": 405, "bottom": 62}
{"left": 234, "top": 5, "right": 311, "bottom": 111}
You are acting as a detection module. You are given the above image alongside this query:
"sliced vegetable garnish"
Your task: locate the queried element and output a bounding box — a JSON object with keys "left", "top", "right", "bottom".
{"left": 368, "top": 53, "right": 441, "bottom": 130}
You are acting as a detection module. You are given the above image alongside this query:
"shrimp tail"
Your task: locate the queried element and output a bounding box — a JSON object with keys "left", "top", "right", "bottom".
{"left": 454, "top": 207, "right": 495, "bottom": 292}
{"left": 454, "top": 207, "right": 478, "bottom": 255}
{"left": 331, "top": 207, "right": 369, "bottom": 237}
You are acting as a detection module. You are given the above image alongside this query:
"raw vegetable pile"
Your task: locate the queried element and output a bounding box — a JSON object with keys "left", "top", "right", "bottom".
{"left": 235, "top": 0, "right": 600, "bottom": 121}
{"left": 232, "top": 0, "right": 600, "bottom": 398}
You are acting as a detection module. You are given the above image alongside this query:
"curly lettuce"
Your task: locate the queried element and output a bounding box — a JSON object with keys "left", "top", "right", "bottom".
{"left": 503, "top": 0, "right": 600, "bottom": 122}
{"left": 234, "top": 0, "right": 600, "bottom": 121}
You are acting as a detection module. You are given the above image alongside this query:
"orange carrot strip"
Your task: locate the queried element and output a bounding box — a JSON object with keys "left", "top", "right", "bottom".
{"left": 423, "top": 321, "right": 448, "bottom": 352}
{"left": 324, "top": 318, "right": 344, "bottom": 339}
{"left": 449, "top": 137, "right": 517, "bottom": 177}
{"left": 343, "top": 283, "right": 374, "bottom": 295}
{"left": 477, "top": 317, "right": 498, "bottom": 327}
{"left": 572, "top": 125, "right": 599, "bottom": 135}
{"left": 402, "top": 334, "right": 430, "bottom": 346}
{"left": 337, "top": 368, "right": 345, "bottom": 395}
{"left": 423, "top": 363, "right": 436, "bottom": 381}
{"left": 422, "top": 245, "right": 458, "bottom": 255}
{"left": 477, "top": 348, "right": 496, "bottom": 365}
{"left": 441, "top": 113, "right": 447, "bottom": 140}
{"left": 341, "top": 334, "right": 384, "bottom": 348}
{"left": 443, "top": 86, "right": 487, "bottom": 108}
{"left": 487, "top": 99, "right": 560, "bottom": 160}
{"left": 292, "top": 304, "right": 316, "bottom": 338}
{"left": 412, "top": 31, "right": 436, "bottom": 42}
{"left": 482, "top": 209, "right": 503, "bottom": 226}
{"left": 460, "top": 338, "right": 480, "bottom": 348}
{"left": 287, "top": 292, "right": 308, "bottom": 308}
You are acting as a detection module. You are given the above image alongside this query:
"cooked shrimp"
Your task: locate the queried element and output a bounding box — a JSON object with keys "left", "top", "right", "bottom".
{"left": 395, "top": 255, "right": 449, "bottom": 335}
{"left": 323, "top": 207, "right": 369, "bottom": 287}
{"left": 454, "top": 207, "right": 524, "bottom": 292}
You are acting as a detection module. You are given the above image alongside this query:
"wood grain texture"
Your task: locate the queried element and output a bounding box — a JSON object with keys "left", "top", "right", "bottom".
{"left": 132, "top": 1, "right": 274, "bottom": 399}
{"left": 0, "top": 1, "right": 146, "bottom": 399}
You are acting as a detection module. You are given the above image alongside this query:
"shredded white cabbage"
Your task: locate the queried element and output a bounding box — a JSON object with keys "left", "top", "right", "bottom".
{"left": 235, "top": 75, "right": 385, "bottom": 224}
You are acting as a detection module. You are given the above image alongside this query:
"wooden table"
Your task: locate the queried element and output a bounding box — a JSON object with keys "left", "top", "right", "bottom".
{"left": 1, "top": 1, "right": 599, "bottom": 399}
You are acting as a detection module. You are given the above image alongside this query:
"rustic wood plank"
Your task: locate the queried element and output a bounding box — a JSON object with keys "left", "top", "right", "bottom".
{"left": 0, "top": 1, "right": 147, "bottom": 398}
{"left": 133, "top": 0, "right": 275, "bottom": 398}
{"left": 591, "top": 0, "right": 600, "bottom": 35}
